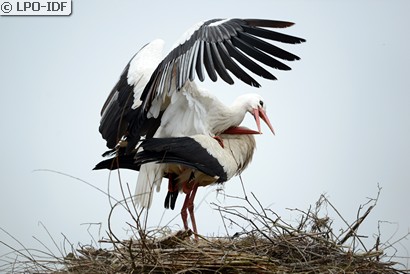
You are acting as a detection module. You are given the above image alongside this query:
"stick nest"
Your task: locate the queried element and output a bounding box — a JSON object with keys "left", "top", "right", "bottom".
{"left": 63, "top": 190, "right": 406, "bottom": 273}
{"left": 1, "top": 188, "right": 408, "bottom": 273}
{"left": 65, "top": 229, "right": 397, "bottom": 273}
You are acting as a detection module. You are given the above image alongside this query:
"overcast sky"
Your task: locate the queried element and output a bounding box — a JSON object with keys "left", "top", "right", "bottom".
{"left": 1, "top": 0, "right": 409, "bottom": 268}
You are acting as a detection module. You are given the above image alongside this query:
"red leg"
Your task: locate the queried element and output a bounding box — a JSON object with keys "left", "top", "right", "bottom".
{"left": 180, "top": 189, "right": 191, "bottom": 230}
{"left": 187, "top": 182, "right": 199, "bottom": 240}
{"left": 182, "top": 179, "right": 191, "bottom": 194}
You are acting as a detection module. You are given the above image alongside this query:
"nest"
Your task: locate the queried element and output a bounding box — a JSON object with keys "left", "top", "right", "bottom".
{"left": 1, "top": 186, "right": 408, "bottom": 273}
{"left": 65, "top": 230, "right": 397, "bottom": 273}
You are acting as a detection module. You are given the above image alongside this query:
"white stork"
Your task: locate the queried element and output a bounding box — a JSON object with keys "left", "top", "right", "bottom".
{"left": 98, "top": 18, "right": 305, "bottom": 208}
{"left": 94, "top": 128, "right": 258, "bottom": 238}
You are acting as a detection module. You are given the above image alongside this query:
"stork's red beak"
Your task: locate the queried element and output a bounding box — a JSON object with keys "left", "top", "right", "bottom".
{"left": 222, "top": 126, "right": 261, "bottom": 135}
{"left": 252, "top": 107, "right": 275, "bottom": 135}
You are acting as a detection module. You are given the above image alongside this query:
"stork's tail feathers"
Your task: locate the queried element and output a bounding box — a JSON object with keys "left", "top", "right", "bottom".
{"left": 134, "top": 163, "right": 164, "bottom": 208}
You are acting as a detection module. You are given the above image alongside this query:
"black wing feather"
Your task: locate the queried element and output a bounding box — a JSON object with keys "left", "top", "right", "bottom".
{"left": 203, "top": 42, "right": 218, "bottom": 82}
{"left": 244, "top": 19, "right": 295, "bottom": 28}
{"left": 217, "top": 42, "right": 257, "bottom": 86}
{"left": 93, "top": 152, "right": 140, "bottom": 171}
{"left": 188, "top": 41, "right": 200, "bottom": 81}
{"left": 211, "top": 42, "right": 234, "bottom": 84}
{"left": 195, "top": 40, "right": 205, "bottom": 81}
{"left": 242, "top": 25, "right": 306, "bottom": 44}
{"left": 225, "top": 40, "right": 275, "bottom": 83}
{"left": 238, "top": 32, "right": 301, "bottom": 61}
{"left": 232, "top": 36, "right": 291, "bottom": 71}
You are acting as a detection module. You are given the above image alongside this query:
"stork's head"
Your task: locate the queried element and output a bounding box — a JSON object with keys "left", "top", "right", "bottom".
{"left": 235, "top": 94, "right": 275, "bottom": 135}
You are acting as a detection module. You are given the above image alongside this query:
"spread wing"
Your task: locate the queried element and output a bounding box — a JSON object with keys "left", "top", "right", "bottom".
{"left": 140, "top": 18, "right": 305, "bottom": 110}
{"left": 99, "top": 18, "right": 305, "bottom": 150}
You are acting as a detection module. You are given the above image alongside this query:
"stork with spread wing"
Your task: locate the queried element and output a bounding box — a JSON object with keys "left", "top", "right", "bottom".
{"left": 97, "top": 18, "right": 305, "bottom": 208}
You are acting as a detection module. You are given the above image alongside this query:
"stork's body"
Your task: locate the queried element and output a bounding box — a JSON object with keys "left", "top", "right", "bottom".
{"left": 95, "top": 132, "right": 257, "bottom": 237}
{"left": 97, "top": 18, "right": 305, "bottom": 209}
{"left": 139, "top": 133, "right": 257, "bottom": 238}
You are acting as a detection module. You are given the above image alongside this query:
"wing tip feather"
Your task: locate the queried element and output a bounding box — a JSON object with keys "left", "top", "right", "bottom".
{"left": 244, "top": 19, "right": 295, "bottom": 29}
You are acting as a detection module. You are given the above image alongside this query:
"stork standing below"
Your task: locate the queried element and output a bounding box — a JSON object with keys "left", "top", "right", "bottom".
{"left": 97, "top": 18, "right": 305, "bottom": 210}
{"left": 95, "top": 128, "right": 258, "bottom": 238}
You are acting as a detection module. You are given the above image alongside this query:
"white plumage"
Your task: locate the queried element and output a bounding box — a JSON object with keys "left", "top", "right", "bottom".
{"left": 97, "top": 18, "right": 305, "bottom": 208}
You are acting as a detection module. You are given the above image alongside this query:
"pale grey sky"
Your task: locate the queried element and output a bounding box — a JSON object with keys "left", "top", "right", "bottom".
{"left": 1, "top": 0, "right": 409, "bottom": 267}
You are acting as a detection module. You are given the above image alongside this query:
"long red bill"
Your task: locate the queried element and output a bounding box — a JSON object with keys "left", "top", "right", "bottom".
{"left": 258, "top": 107, "right": 275, "bottom": 135}
{"left": 222, "top": 126, "right": 261, "bottom": 135}
{"left": 252, "top": 108, "right": 262, "bottom": 133}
